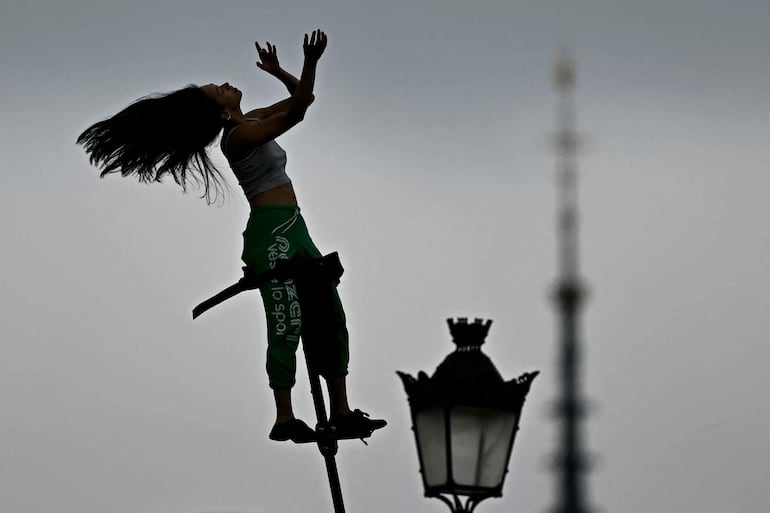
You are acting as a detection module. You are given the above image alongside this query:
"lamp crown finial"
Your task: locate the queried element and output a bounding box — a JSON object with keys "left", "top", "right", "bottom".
{"left": 447, "top": 317, "right": 492, "bottom": 351}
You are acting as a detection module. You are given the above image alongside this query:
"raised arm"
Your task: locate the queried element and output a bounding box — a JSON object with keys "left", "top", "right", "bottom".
{"left": 257, "top": 41, "right": 300, "bottom": 94}
{"left": 228, "top": 30, "right": 327, "bottom": 152}
{"left": 286, "top": 31, "right": 324, "bottom": 118}
{"left": 245, "top": 41, "right": 301, "bottom": 119}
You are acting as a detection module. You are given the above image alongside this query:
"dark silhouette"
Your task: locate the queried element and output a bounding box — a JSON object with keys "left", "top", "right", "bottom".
{"left": 76, "top": 85, "right": 227, "bottom": 203}
{"left": 76, "top": 30, "right": 385, "bottom": 447}
{"left": 550, "top": 54, "right": 595, "bottom": 513}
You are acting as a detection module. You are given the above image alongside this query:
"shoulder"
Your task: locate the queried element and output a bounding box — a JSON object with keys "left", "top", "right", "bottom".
{"left": 222, "top": 119, "right": 262, "bottom": 158}
{"left": 226, "top": 112, "right": 299, "bottom": 154}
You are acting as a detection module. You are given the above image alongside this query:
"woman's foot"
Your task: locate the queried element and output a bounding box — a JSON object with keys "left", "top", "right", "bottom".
{"left": 269, "top": 418, "right": 317, "bottom": 443}
{"left": 329, "top": 409, "right": 387, "bottom": 440}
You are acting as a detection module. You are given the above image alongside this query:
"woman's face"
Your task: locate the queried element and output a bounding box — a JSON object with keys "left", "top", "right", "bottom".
{"left": 201, "top": 82, "right": 242, "bottom": 111}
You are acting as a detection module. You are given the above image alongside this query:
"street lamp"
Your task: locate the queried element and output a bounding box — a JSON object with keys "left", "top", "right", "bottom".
{"left": 398, "top": 318, "right": 538, "bottom": 513}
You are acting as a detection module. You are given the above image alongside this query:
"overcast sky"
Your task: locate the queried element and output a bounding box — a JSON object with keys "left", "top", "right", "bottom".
{"left": 2, "top": 1, "right": 769, "bottom": 513}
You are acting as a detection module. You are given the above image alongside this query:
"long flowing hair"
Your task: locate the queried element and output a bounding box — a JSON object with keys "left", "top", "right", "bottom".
{"left": 77, "top": 85, "right": 229, "bottom": 204}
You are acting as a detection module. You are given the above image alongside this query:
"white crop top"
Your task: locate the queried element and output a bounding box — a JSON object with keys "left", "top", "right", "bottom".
{"left": 220, "top": 118, "right": 292, "bottom": 199}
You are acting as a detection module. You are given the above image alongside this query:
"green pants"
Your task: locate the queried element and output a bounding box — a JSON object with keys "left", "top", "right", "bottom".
{"left": 241, "top": 206, "right": 349, "bottom": 389}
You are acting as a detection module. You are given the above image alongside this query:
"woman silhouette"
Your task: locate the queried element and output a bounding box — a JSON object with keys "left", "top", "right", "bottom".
{"left": 77, "top": 30, "right": 385, "bottom": 443}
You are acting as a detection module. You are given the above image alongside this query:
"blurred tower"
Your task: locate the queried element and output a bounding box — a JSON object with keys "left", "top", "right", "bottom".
{"left": 550, "top": 53, "right": 595, "bottom": 513}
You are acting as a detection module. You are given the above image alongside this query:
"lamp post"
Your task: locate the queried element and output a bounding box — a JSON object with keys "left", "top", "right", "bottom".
{"left": 398, "top": 318, "right": 538, "bottom": 513}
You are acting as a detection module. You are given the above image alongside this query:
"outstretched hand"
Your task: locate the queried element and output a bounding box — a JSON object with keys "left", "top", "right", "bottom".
{"left": 255, "top": 41, "right": 280, "bottom": 74}
{"left": 303, "top": 29, "right": 327, "bottom": 62}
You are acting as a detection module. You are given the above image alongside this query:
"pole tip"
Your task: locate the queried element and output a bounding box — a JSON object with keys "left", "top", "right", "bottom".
{"left": 554, "top": 52, "right": 576, "bottom": 90}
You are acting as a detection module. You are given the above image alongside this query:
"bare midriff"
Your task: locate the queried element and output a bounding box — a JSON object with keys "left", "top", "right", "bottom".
{"left": 248, "top": 183, "right": 298, "bottom": 210}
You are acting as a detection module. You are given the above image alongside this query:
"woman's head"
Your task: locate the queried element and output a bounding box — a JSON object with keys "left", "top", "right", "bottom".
{"left": 76, "top": 85, "right": 232, "bottom": 204}
{"left": 200, "top": 82, "right": 243, "bottom": 119}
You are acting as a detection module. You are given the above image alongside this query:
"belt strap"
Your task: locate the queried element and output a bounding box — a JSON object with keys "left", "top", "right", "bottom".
{"left": 192, "top": 252, "right": 344, "bottom": 319}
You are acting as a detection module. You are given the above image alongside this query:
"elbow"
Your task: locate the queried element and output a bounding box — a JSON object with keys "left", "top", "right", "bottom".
{"left": 287, "top": 95, "right": 314, "bottom": 121}
{"left": 287, "top": 106, "right": 308, "bottom": 123}
{"left": 297, "top": 94, "right": 315, "bottom": 111}
{"left": 293, "top": 91, "right": 315, "bottom": 109}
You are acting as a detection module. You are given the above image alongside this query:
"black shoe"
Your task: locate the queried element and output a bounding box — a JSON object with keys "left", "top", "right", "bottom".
{"left": 330, "top": 409, "right": 387, "bottom": 440}
{"left": 269, "top": 419, "right": 317, "bottom": 443}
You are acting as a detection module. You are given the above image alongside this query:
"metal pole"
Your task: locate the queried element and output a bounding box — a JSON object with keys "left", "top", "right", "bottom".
{"left": 299, "top": 272, "right": 346, "bottom": 513}
{"left": 303, "top": 347, "right": 345, "bottom": 513}
{"left": 551, "top": 52, "right": 593, "bottom": 513}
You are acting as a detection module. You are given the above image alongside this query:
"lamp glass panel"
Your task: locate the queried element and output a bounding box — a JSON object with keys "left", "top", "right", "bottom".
{"left": 450, "top": 406, "right": 518, "bottom": 489}
{"left": 415, "top": 407, "right": 448, "bottom": 487}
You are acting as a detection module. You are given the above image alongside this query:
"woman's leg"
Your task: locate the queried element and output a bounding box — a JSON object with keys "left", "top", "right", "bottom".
{"left": 260, "top": 276, "right": 302, "bottom": 390}
{"left": 273, "top": 388, "right": 295, "bottom": 423}
{"left": 242, "top": 207, "right": 312, "bottom": 441}
{"left": 326, "top": 375, "right": 351, "bottom": 418}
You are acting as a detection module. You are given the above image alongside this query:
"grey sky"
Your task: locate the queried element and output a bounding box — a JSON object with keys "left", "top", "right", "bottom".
{"left": 2, "top": 1, "right": 769, "bottom": 513}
